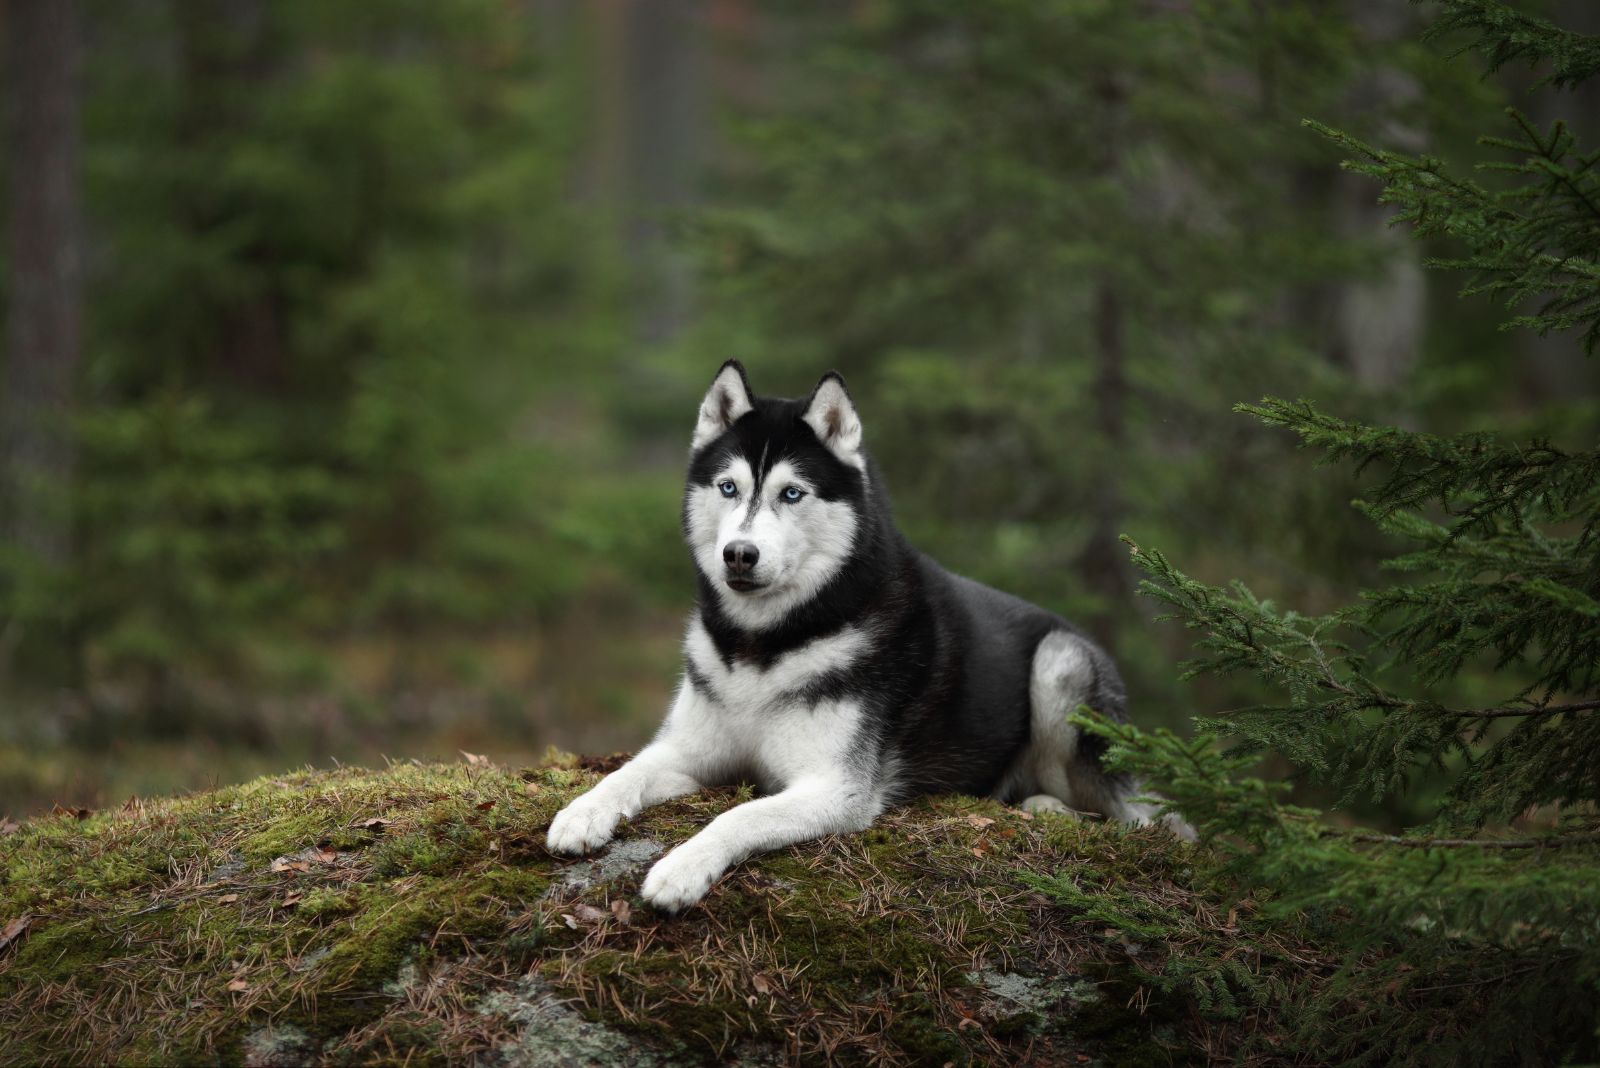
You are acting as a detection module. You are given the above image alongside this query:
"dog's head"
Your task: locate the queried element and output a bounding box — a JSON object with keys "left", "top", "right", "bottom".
{"left": 683, "top": 361, "right": 868, "bottom": 630}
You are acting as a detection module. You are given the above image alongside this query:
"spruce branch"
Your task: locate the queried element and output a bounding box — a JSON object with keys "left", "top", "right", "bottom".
{"left": 1345, "top": 830, "right": 1600, "bottom": 849}
{"left": 1231, "top": 399, "right": 1600, "bottom": 697}
{"left": 1235, "top": 398, "right": 1599, "bottom": 536}
{"left": 1418, "top": 698, "right": 1600, "bottom": 720}
{"left": 1124, "top": 533, "right": 1600, "bottom": 818}
{"left": 1306, "top": 105, "right": 1600, "bottom": 352}
{"left": 1422, "top": 0, "right": 1600, "bottom": 90}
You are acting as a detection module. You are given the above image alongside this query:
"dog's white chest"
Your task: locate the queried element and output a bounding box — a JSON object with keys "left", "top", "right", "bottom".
{"left": 685, "top": 619, "right": 868, "bottom": 713}
{"left": 680, "top": 620, "right": 870, "bottom": 787}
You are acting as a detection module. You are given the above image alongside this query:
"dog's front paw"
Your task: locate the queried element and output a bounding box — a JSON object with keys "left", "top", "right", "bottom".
{"left": 640, "top": 843, "right": 725, "bottom": 913}
{"left": 546, "top": 798, "right": 620, "bottom": 856}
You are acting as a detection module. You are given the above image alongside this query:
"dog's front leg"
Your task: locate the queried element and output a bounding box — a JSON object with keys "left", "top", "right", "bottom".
{"left": 548, "top": 680, "right": 722, "bottom": 856}
{"left": 640, "top": 776, "right": 877, "bottom": 912}
{"left": 545, "top": 740, "right": 704, "bottom": 855}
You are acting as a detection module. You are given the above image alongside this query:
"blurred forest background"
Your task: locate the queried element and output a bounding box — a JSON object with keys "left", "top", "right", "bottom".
{"left": 1, "top": 0, "right": 1596, "bottom": 819}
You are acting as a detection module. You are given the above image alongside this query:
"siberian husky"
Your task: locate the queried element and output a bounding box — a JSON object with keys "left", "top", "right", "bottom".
{"left": 547, "top": 361, "right": 1178, "bottom": 912}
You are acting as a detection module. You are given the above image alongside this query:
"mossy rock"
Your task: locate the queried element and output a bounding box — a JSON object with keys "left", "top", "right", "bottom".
{"left": 0, "top": 755, "right": 1208, "bottom": 1066}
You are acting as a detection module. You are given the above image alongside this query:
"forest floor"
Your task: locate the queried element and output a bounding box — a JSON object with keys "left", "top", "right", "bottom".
{"left": 0, "top": 753, "right": 1325, "bottom": 1066}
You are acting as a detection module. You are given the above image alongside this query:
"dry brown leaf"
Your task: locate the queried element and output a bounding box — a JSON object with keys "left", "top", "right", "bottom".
{"left": 522, "top": 782, "right": 542, "bottom": 796}
{"left": 460, "top": 751, "right": 489, "bottom": 766}
{"left": 957, "top": 1017, "right": 982, "bottom": 1031}
{"left": 572, "top": 904, "right": 610, "bottom": 925}
{"left": 280, "top": 891, "right": 303, "bottom": 908}
{"left": 226, "top": 978, "right": 250, "bottom": 993}
{"left": 965, "top": 815, "right": 996, "bottom": 829}
{"left": 0, "top": 817, "right": 18, "bottom": 836}
{"left": 0, "top": 915, "right": 31, "bottom": 952}
{"left": 312, "top": 848, "right": 338, "bottom": 864}
{"left": 217, "top": 894, "right": 240, "bottom": 905}
{"left": 51, "top": 804, "right": 90, "bottom": 821}
{"left": 750, "top": 973, "right": 772, "bottom": 996}
{"left": 270, "top": 857, "right": 312, "bottom": 874}
{"left": 355, "top": 817, "right": 391, "bottom": 832}
{"left": 560, "top": 913, "right": 579, "bottom": 930}
{"left": 610, "top": 899, "right": 631, "bottom": 925}
{"left": 1015, "top": 810, "right": 1034, "bottom": 821}
{"left": 474, "top": 800, "right": 496, "bottom": 812}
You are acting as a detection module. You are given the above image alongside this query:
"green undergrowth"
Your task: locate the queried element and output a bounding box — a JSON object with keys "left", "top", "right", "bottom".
{"left": 1024, "top": 795, "right": 1600, "bottom": 1066}
{"left": 0, "top": 753, "right": 1423, "bottom": 1066}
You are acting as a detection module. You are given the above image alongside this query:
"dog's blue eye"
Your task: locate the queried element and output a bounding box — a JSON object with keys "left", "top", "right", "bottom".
{"left": 718, "top": 480, "right": 737, "bottom": 497}
{"left": 782, "top": 487, "right": 805, "bottom": 503}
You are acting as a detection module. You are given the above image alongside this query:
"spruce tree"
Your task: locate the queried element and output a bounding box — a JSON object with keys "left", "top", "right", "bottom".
{"left": 1083, "top": 2, "right": 1600, "bottom": 1060}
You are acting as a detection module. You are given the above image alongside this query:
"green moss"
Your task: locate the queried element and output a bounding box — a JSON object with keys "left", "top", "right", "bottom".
{"left": 285, "top": 869, "right": 550, "bottom": 1042}
{"left": 295, "top": 887, "right": 357, "bottom": 920}
{"left": 0, "top": 762, "right": 1228, "bottom": 1066}
{"left": 5, "top": 917, "right": 123, "bottom": 987}
{"left": 0, "top": 761, "right": 572, "bottom": 1066}
{"left": 885, "top": 1010, "right": 969, "bottom": 1065}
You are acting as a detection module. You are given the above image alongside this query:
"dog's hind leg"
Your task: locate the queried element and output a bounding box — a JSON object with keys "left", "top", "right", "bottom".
{"left": 1001, "top": 630, "right": 1151, "bottom": 824}
{"left": 1010, "top": 629, "right": 1195, "bottom": 838}
{"left": 1017, "top": 793, "right": 1078, "bottom": 816}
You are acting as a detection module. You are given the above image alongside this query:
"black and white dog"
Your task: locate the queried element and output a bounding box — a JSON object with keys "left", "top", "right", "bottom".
{"left": 547, "top": 362, "right": 1174, "bottom": 911}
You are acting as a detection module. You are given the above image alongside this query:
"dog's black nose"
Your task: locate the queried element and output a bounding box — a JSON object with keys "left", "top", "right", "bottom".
{"left": 723, "top": 541, "right": 760, "bottom": 574}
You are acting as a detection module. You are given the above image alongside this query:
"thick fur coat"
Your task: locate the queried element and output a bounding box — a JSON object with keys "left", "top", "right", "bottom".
{"left": 547, "top": 362, "right": 1171, "bottom": 912}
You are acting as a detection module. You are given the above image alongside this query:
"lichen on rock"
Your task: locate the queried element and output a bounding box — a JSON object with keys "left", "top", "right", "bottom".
{"left": 554, "top": 837, "right": 665, "bottom": 895}
{"left": 479, "top": 976, "right": 676, "bottom": 1068}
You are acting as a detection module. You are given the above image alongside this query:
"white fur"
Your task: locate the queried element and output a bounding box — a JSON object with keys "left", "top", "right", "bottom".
{"left": 545, "top": 685, "right": 712, "bottom": 855}
{"left": 691, "top": 364, "right": 754, "bottom": 452}
{"left": 802, "top": 377, "right": 865, "bottom": 471}
{"left": 684, "top": 617, "right": 871, "bottom": 713}
{"left": 547, "top": 623, "right": 884, "bottom": 911}
{"left": 995, "top": 630, "right": 1193, "bottom": 837}
{"left": 1019, "top": 794, "right": 1077, "bottom": 816}
{"left": 992, "top": 630, "right": 1096, "bottom": 810}
{"left": 548, "top": 371, "right": 1189, "bottom": 911}
{"left": 684, "top": 457, "right": 860, "bottom": 632}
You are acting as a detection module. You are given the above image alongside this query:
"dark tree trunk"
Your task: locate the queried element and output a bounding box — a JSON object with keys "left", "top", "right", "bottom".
{"left": 1076, "top": 76, "right": 1132, "bottom": 656}
{"left": 625, "top": 0, "right": 702, "bottom": 345}
{"left": 2, "top": 0, "right": 85, "bottom": 568}
{"left": 586, "top": 0, "right": 705, "bottom": 347}
{"left": 1334, "top": 0, "right": 1425, "bottom": 392}
{"left": 1080, "top": 281, "right": 1132, "bottom": 656}
{"left": 173, "top": 0, "right": 284, "bottom": 390}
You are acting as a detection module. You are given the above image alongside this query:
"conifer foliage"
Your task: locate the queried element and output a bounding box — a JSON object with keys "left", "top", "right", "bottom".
{"left": 1077, "top": 2, "right": 1600, "bottom": 1061}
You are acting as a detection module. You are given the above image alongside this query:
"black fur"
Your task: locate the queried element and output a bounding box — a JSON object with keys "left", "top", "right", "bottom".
{"left": 684, "top": 362, "right": 1128, "bottom": 800}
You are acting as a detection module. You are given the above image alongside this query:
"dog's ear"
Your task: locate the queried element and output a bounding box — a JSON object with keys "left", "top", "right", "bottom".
{"left": 692, "top": 361, "right": 755, "bottom": 450}
{"left": 802, "top": 371, "right": 864, "bottom": 467}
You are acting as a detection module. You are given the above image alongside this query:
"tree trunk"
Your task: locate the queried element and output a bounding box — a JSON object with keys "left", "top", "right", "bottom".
{"left": 1076, "top": 76, "right": 1132, "bottom": 656}
{"left": 1333, "top": 0, "right": 1426, "bottom": 392}
{"left": 1080, "top": 281, "right": 1132, "bottom": 655}
{"left": 2, "top": 0, "right": 85, "bottom": 568}
{"left": 585, "top": 0, "right": 705, "bottom": 347}
{"left": 173, "top": 0, "right": 284, "bottom": 389}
